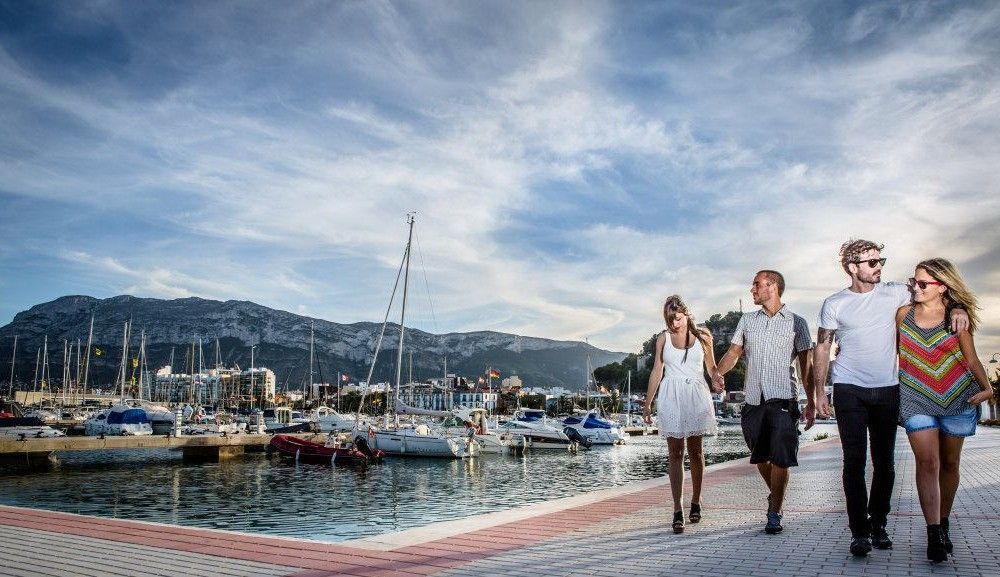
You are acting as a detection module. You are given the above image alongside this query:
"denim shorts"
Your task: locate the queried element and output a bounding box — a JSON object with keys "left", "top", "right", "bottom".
{"left": 902, "top": 405, "right": 979, "bottom": 437}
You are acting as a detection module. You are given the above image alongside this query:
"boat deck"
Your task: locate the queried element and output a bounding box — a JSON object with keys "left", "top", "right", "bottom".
{"left": 2, "top": 428, "right": 999, "bottom": 576}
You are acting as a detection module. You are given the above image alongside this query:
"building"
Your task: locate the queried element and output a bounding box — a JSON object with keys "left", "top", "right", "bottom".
{"left": 151, "top": 365, "right": 276, "bottom": 406}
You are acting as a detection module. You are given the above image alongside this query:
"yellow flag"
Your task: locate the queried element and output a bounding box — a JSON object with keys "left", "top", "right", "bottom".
{"left": 132, "top": 358, "right": 138, "bottom": 368}
{"left": 94, "top": 347, "right": 102, "bottom": 357}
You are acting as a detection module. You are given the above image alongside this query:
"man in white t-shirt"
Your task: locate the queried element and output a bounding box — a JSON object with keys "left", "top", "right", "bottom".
{"left": 813, "top": 239, "right": 967, "bottom": 558}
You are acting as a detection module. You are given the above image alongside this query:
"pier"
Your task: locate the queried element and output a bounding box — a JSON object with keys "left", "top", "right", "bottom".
{"left": 0, "top": 433, "right": 290, "bottom": 463}
{"left": 1, "top": 427, "right": 998, "bottom": 576}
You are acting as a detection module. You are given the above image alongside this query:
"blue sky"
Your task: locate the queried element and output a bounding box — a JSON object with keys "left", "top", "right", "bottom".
{"left": 1, "top": 1, "right": 999, "bottom": 360}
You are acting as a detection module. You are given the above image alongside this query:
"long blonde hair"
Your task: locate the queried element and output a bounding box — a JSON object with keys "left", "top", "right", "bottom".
{"left": 663, "top": 295, "right": 707, "bottom": 363}
{"left": 917, "top": 258, "right": 981, "bottom": 333}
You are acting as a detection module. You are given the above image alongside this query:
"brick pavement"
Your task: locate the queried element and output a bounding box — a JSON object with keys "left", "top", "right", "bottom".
{"left": 1, "top": 428, "right": 998, "bottom": 576}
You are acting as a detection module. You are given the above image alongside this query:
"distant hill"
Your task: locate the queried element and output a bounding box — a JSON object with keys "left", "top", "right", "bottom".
{"left": 0, "top": 295, "right": 626, "bottom": 391}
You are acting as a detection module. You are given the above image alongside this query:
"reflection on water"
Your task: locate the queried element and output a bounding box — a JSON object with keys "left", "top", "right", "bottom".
{"left": 0, "top": 424, "right": 837, "bottom": 542}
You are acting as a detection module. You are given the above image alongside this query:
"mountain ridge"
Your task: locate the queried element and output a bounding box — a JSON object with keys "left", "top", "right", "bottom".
{"left": 0, "top": 295, "right": 627, "bottom": 391}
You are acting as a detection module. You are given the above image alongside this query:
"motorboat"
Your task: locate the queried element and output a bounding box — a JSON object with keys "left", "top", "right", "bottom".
{"left": 438, "top": 407, "right": 518, "bottom": 454}
{"left": 263, "top": 407, "right": 312, "bottom": 431}
{"left": 183, "top": 412, "right": 247, "bottom": 435}
{"left": 0, "top": 417, "right": 66, "bottom": 439}
{"left": 269, "top": 433, "right": 384, "bottom": 465}
{"left": 84, "top": 405, "right": 153, "bottom": 436}
{"left": 308, "top": 405, "right": 364, "bottom": 433}
{"left": 494, "top": 409, "right": 576, "bottom": 450}
{"left": 558, "top": 410, "right": 627, "bottom": 445}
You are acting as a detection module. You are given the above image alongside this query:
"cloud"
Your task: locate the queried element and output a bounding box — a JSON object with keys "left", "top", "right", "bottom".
{"left": 1, "top": 1, "right": 998, "bottom": 365}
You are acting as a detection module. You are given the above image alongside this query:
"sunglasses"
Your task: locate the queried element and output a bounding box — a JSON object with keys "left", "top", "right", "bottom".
{"left": 851, "top": 258, "right": 886, "bottom": 268}
{"left": 908, "top": 277, "right": 945, "bottom": 290}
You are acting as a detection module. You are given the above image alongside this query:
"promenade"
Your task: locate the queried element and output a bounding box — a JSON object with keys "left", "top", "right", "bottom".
{"left": 1, "top": 427, "right": 998, "bottom": 577}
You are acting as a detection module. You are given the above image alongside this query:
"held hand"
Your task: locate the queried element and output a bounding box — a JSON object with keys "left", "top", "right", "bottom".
{"left": 815, "top": 395, "right": 831, "bottom": 419}
{"left": 949, "top": 308, "right": 970, "bottom": 333}
{"left": 969, "top": 390, "right": 994, "bottom": 405}
{"left": 801, "top": 401, "right": 816, "bottom": 430}
{"left": 710, "top": 369, "right": 725, "bottom": 393}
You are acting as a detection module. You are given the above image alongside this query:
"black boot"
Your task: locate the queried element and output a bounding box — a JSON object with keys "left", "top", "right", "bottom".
{"left": 871, "top": 523, "right": 892, "bottom": 550}
{"left": 927, "top": 524, "right": 948, "bottom": 563}
{"left": 940, "top": 517, "right": 953, "bottom": 554}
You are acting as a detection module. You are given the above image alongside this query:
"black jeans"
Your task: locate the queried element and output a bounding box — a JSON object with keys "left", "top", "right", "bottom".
{"left": 833, "top": 383, "right": 900, "bottom": 537}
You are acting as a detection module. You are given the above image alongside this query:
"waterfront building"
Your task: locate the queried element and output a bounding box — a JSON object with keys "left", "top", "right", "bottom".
{"left": 151, "top": 366, "right": 276, "bottom": 406}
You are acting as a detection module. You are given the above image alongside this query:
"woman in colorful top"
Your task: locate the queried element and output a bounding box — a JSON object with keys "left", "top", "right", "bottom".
{"left": 896, "top": 258, "right": 994, "bottom": 563}
{"left": 643, "top": 295, "right": 722, "bottom": 534}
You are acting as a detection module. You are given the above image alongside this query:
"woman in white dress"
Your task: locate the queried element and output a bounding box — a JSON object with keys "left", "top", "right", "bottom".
{"left": 643, "top": 295, "right": 722, "bottom": 533}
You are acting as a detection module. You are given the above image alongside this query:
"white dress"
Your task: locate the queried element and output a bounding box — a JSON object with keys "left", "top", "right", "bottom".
{"left": 656, "top": 335, "right": 718, "bottom": 439}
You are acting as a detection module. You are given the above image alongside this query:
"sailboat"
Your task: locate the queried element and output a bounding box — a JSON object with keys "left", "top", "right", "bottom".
{"left": 361, "top": 214, "right": 478, "bottom": 458}
{"left": 83, "top": 321, "right": 153, "bottom": 436}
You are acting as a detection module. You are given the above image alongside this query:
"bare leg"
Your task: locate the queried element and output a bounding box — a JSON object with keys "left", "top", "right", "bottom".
{"left": 667, "top": 437, "right": 686, "bottom": 511}
{"left": 756, "top": 462, "right": 773, "bottom": 491}
{"left": 769, "top": 465, "right": 789, "bottom": 513}
{"left": 938, "top": 433, "right": 965, "bottom": 519}
{"left": 907, "top": 429, "right": 941, "bottom": 525}
{"left": 687, "top": 436, "right": 704, "bottom": 506}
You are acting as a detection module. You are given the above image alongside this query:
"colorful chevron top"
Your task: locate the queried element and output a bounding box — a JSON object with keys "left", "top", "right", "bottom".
{"left": 898, "top": 307, "right": 975, "bottom": 423}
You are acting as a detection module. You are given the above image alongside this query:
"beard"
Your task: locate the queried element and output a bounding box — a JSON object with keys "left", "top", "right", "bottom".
{"left": 856, "top": 269, "right": 882, "bottom": 284}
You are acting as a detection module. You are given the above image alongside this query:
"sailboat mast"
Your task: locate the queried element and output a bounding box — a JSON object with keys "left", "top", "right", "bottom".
{"left": 82, "top": 315, "right": 93, "bottom": 395}
{"left": 393, "top": 213, "right": 415, "bottom": 416}
{"left": 309, "top": 321, "right": 314, "bottom": 401}
{"left": 119, "top": 321, "right": 129, "bottom": 402}
{"left": 7, "top": 335, "right": 16, "bottom": 399}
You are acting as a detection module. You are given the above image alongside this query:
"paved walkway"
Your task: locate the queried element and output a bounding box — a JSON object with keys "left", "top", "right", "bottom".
{"left": 2, "top": 428, "right": 999, "bottom": 577}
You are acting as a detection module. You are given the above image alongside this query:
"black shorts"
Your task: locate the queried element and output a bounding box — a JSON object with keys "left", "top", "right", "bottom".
{"left": 741, "top": 399, "right": 799, "bottom": 468}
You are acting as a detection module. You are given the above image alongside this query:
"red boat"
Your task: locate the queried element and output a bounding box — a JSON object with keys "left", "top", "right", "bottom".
{"left": 269, "top": 434, "right": 384, "bottom": 465}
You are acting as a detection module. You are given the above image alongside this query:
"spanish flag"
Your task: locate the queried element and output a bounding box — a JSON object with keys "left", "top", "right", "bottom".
{"left": 488, "top": 369, "right": 500, "bottom": 379}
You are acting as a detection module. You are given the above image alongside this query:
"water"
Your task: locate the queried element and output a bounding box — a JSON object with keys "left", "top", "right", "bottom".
{"left": 0, "top": 424, "right": 838, "bottom": 542}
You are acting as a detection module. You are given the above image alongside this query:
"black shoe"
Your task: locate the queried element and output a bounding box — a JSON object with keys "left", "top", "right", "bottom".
{"left": 941, "top": 517, "right": 953, "bottom": 554}
{"left": 689, "top": 502, "right": 702, "bottom": 524}
{"left": 927, "top": 524, "right": 947, "bottom": 563}
{"left": 764, "top": 511, "right": 783, "bottom": 534}
{"left": 850, "top": 536, "right": 872, "bottom": 557}
{"left": 672, "top": 510, "right": 684, "bottom": 534}
{"left": 871, "top": 524, "right": 893, "bottom": 550}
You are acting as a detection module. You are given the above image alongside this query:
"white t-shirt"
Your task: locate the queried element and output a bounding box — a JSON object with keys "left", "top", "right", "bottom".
{"left": 818, "top": 281, "right": 910, "bottom": 388}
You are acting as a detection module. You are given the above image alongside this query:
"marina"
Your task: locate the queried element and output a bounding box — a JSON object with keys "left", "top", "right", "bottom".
{"left": 0, "top": 425, "right": 837, "bottom": 542}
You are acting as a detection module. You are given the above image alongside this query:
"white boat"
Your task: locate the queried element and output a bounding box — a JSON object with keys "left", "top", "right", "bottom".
{"left": 559, "top": 410, "right": 627, "bottom": 445}
{"left": 309, "top": 405, "right": 364, "bottom": 433}
{"left": 182, "top": 412, "right": 247, "bottom": 435}
{"left": 438, "top": 407, "right": 518, "bottom": 454}
{"left": 0, "top": 417, "right": 66, "bottom": 439}
{"left": 84, "top": 405, "right": 153, "bottom": 436}
{"left": 495, "top": 409, "right": 575, "bottom": 450}
{"left": 371, "top": 424, "right": 478, "bottom": 458}
{"left": 355, "top": 215, "right": 479, "bottom": 459}
{"left": 263, "top": 407, "right": 312, "bottom": 431}
{"left": 22, "top": 408, "right": 59, "bottom": 423}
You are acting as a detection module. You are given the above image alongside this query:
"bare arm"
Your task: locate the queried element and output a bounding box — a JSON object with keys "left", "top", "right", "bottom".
{"left": 957, "top": 330, "right": 995, "bottom": 405}
{"left": 642, "top": 333, "right": 666, "bottom": 423}
{"left": 812, "top": 328, "right": 836, "bottom": 417}
{"left": 700, "top": 330, "right": 723, "bottom": 393}
{"left": 798, "top": 348, "right": 815, "bottom": 429}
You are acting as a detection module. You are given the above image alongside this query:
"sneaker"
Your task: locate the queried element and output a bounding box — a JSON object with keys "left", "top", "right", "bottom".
{"left": 871, "top": 524, "right": 892, "bottom": 550}
{"left": 764, "top": 511, "right": 783, "bottom": 534}
{"left": 850, "top": 536, "right": 872, "bottom": 557}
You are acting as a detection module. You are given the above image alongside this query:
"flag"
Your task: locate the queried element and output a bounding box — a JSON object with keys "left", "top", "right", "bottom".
{"left": 341, "top": 374, "right": 349, "bottom": 382}
{"left": 132, "top": 357, "right": 138, "bottom": 368}
{"left": 488, "top": 369, "right": 500, "bottom": 379}
{"left": 477, "top": 376, "right": 485, "bottom": 385}
{"left": 94, "top": 347, "right": 102, "bottom": 357}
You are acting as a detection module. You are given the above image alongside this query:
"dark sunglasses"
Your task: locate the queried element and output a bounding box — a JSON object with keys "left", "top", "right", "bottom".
{"left": 908, "top": 277, "right": 945, "bottom": 290}
{"left": 851, "top": 258, "right": 886, "bottom": 268}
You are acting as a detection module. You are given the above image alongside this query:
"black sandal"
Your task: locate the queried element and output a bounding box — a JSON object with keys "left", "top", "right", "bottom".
{"left": 672, "top": 510, "right": 685, "bottom": 534}
{"left": 689, "top": 503, "right": 702, "bottom": 524}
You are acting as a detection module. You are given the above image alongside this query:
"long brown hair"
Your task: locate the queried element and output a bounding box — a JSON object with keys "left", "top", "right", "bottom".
{"left": 663, "top": 295, "right": 707, "bottom": 363}
{"left": 916, "top": 258, "right": 981, "bottom": 333}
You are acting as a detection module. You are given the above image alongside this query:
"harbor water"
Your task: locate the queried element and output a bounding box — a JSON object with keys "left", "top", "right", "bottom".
{"left": 0, "top": 424, "right": 837, "bottom": 542}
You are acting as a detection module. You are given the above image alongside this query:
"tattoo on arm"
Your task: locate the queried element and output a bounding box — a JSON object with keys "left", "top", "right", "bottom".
{"left": 817, "top": 328, "right": 837, "bottom": 345}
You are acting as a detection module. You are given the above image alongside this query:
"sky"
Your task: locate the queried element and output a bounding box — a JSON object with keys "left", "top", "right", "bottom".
{"left": 1, "top": 1, "right": 999, "bottom": 364}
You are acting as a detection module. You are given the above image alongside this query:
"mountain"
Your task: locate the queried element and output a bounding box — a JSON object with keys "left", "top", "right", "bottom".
{"left": 0, "top": 295, "right": 626, "bottom": 391}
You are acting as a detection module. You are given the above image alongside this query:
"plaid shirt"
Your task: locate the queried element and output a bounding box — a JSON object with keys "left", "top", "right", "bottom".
{"left": 731, "top": 305, "right": 813, "bottom": 404}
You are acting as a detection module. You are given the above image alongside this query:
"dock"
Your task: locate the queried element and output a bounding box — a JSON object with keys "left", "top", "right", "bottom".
{"left": 0, "top": 433, "right": 304, "bottom": 463}
{"left": 1, "top": 427, "right": 998, "bottom": 576}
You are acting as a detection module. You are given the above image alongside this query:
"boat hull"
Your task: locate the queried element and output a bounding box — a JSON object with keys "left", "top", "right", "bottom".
{"left": 371, "top": 429, "right": 476, "bottom": 458}
{"left": 269, "top": 434, "right": 383, "bottom": 465}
